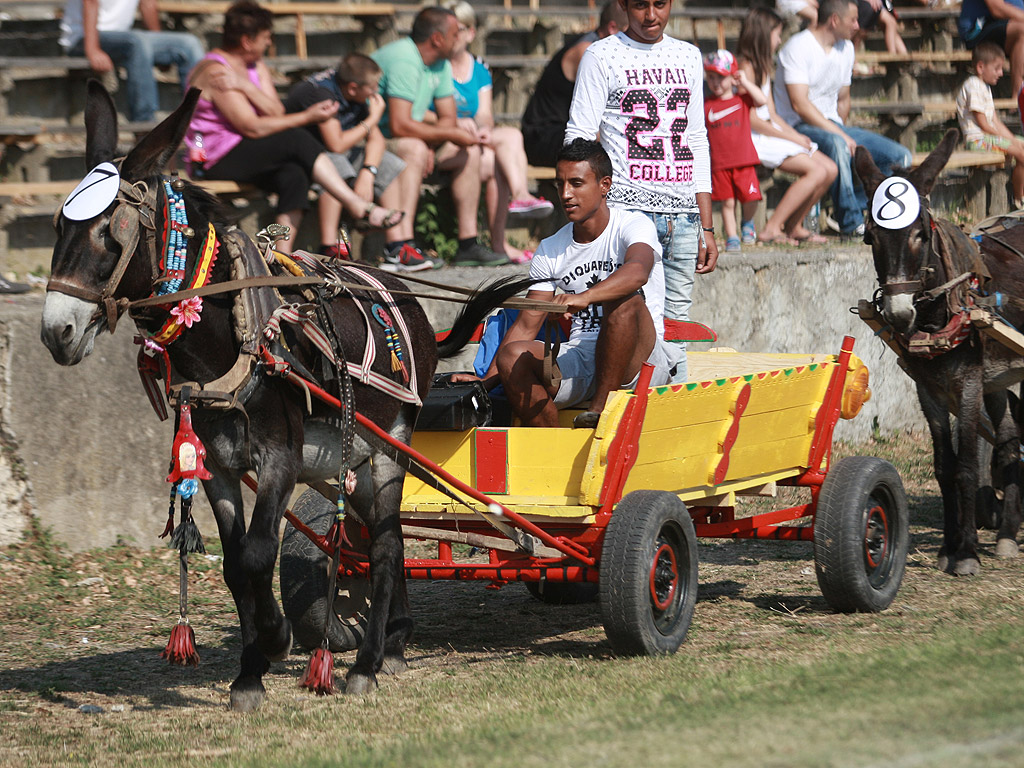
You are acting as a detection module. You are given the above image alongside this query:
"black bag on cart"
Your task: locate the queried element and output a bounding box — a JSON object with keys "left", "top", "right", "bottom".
{"left": 418, "top": 373, "right": 494, "bottom": 430}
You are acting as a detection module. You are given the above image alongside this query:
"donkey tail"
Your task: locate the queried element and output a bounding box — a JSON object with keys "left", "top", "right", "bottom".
{"left": 436, "top": 274, "right": 542, "bottom": 358}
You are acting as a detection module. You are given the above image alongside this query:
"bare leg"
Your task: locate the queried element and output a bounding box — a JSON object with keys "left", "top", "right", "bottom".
{"left": 880, "top": 10, "right": 906, "bottom": 54}
{"left": 589, "top": 293, "right": 656, "bottom": 414}
{"left": 482, "top": 147, "right": 524, "bottom": 260}
{"left": 317, "top": 194, "right": 344, "bottom": 247}
{"left": 275, "top": 209, "right": 302, "bottom": 254}
{"left": 495, "top": 338, "right": 559, "bottom": 427}
{"left": 763, "top": 153, "right": 836, "bottom": 240}
{"left": 490, "top": 125, "right": 534, "bottom": 201}
{"left": 1008, "top": 21, "right": 1024, "bottom": 99}
{"left": 443, "top": 143, "right": 482, "bottom": 240}
{"left": 390, "top": 137, "right": 432, "bottom": 242}
{"left": 721, "top": 197, "right": 738, "bottom": 240}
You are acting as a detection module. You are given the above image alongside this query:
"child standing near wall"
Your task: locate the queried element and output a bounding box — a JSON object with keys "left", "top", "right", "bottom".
{"left": 704, "top": 49, "right": 768, "bottom": 251}
{"left": 957, "top": 41, "right": 1024, "bottom": 208}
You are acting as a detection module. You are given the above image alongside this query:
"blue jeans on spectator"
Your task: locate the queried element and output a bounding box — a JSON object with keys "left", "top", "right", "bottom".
{"left": 71, "top": 30, "right": 204, "bottom": 122}
{"left": 641, "top": 209, "right": 699, "bottom": 382}
{"left": 793, "top": 121, "right": 912, "bottom": 233}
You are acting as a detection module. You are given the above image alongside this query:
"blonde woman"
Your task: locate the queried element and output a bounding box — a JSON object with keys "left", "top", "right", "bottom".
{"left": 437, "top": 0, "right": 554, "bottom": 263}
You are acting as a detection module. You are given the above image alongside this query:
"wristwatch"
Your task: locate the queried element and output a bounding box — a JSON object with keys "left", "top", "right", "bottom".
{"left": 363, "top": 165, "right": 379, "bottom": 176}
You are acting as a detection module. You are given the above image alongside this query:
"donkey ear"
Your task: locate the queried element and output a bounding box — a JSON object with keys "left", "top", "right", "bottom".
{"left": 120, "top": 88, "right": 203, "bottom": 181}
{"left": 854, "top": 145, "right": 886, "bottom": 201}
{"left": 911, "top": 128, "right": 958, "bottom": 197}
{"left": 85, "top": 79, "right": 119, "bottom": 169}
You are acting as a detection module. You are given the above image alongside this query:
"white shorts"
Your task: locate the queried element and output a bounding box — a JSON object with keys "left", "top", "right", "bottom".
{"left": 553, "top": 337, "right": 684, "bottom": 408}
{"left": 752, "top": 131, "right": 818, "bottom": 169}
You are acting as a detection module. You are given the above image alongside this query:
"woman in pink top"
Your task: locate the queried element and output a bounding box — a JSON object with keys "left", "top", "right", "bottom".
{"left": 185, "top": 0, "right": 402, "bottom": 253}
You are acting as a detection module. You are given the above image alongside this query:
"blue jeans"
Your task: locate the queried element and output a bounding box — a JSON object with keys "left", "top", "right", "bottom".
{"left": 642, "top": 210, "right": 699, "bottom": 382}
{"left": 793, "top": 121, "right": 912, "bottom": 233}
{"left": 72, "top": 31, "right": 204, "bottom": 122}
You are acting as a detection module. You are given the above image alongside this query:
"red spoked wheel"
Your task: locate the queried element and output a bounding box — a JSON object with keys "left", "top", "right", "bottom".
{"left": 600, "top": 490, "right": 698, "bottom": 656}
{"left": 814, "top": 456, "right": 909, "bottom": 613}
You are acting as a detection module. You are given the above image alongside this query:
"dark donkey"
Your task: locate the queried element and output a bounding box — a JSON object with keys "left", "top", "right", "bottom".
{"left": 40, "top": 82, "right": 532, "bottom": 709}
{"left": 855, "top": 128, "right": 1024, "bottom": 575}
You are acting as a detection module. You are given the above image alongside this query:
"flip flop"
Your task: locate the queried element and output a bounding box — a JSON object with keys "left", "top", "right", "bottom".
{"left": 356, "top": 203, "right": 404, "bottom": 231}
{"left": 757, "top": 233, "right": 799, "bottom": 246}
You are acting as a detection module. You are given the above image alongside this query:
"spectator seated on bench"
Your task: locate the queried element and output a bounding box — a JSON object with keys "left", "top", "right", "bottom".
{"left": 60, "top": 0, "right": 205, "bottom": 123}
{"left": 372, "top": 6, "right": 507, "bottom": 271}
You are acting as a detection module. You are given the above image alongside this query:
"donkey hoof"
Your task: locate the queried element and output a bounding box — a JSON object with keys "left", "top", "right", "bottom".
{"left": 953, "top": 558, "right": 981, "bottom": 576}
{"left": 937, "top": 552, "right": 951, "bottom": 573}
{"left": 995, "top": 538, "right": 1020, "bottom": 558}
{"left": 381, "top": 655, "right": 408, "bottom": 676}
{"left": 229, "top": 677, "right": 266, "bottom": 712}
{"left": 344, "top": 672, "right": 377, "bottom": 696}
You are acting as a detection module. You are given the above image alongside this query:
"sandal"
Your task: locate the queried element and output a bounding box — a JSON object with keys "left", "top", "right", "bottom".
{"left": 757, "top": 233, "right": 799, "bottom": 246}
{"left": 794, "top": 233, "right": 828, "bottom": 245}
{"left": 356, "top": 202, "right": 404, "bottom": 231}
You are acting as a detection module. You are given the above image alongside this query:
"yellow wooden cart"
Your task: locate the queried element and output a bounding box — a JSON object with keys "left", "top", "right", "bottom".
{"left": 280, "top": 336, "right": 907, "bottom": 657}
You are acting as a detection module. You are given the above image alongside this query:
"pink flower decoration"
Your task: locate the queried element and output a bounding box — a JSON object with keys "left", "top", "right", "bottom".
{"left": 170, "top": 296, "right": 203, "bottom": 328}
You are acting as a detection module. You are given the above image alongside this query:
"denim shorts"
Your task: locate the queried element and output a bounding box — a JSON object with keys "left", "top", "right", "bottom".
{"left": 553, "top": 337, "right": 683, "bottom": 408}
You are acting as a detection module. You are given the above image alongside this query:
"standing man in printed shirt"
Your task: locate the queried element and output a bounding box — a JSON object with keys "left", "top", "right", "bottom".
{"left": 564, "top": 0, "right": 716, "bottom": 382}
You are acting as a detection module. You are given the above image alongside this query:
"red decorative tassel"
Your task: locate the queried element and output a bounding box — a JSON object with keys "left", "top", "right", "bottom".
{"left": 161, "top": 621, "right": 200, "bottom": 667}
{"left": 300, "top": 647, "right": 335, "bottom": 695}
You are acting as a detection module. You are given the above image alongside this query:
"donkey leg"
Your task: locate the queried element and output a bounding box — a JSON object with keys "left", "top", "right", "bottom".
{"left": 346, "top": 451, "right": 412, "bottom": 694}
{"left": 989, "top": 391, "right": 1022, "bottom": 558}
{"left": 951, "top": 373, "right": 985, "bottom": 575}
{"left": 918, "top": 385, "right": 960, "bottom": 572}
{"left": 204, "top": 473, "right": 268, "bottom": 712}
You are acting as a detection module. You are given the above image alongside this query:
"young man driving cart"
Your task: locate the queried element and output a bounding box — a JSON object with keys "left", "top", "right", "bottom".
{"left": 452, "top": 139, "right": 682, "bottom": 428}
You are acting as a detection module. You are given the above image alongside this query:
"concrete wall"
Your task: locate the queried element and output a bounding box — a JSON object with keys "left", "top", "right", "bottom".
{"left": 0, "top": 245, "right": 925, "bottom": 550}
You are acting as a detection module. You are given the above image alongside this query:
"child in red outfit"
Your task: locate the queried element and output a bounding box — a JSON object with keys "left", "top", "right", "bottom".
{"left": 703, "top": 49, "right": 768, "bottom": 252}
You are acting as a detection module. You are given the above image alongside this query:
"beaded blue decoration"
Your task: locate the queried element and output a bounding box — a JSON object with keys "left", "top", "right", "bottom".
{"left": 158, "top": 179, "right": 190, "bottom": 296}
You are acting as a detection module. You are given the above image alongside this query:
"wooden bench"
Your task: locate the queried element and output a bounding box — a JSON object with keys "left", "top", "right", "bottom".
{"left": 156, "top": 1, "right": 395, "bottom": 59}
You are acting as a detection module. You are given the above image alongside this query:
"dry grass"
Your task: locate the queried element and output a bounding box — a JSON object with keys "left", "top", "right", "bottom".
{"left": 2, "top": 435, "right": 1024, "bottom": 767}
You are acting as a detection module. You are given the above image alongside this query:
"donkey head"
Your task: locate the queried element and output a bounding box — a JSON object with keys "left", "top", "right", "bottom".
{"left": 854, "top": 128, "right": 959, "bottom": 335}
{"left": 41, "top": 81, "right": 200, "bottom": 365}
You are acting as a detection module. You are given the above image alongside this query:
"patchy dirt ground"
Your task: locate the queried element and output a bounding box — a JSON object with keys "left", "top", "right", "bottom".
{"left": 2, "top": 436, "right": 1024, "bottom": 760}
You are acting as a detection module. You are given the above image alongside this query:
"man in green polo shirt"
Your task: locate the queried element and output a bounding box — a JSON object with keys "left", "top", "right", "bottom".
{"left": 371, "top": 6, "right": 508, "bottom": 270}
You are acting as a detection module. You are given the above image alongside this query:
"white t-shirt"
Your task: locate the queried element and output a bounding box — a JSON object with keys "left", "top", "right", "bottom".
{"left": 530, "top": 208, "right": 666, "bottom": 341}
{"left": 773, "top": 29, "right": 854, "bottom": 126}
{"left": 956, "top": 75, "right": 994, "bottom": 145}
{"left": 565, "top": 32, "right": 711, "bottom": 214}
{"left": 60, "top": 0, "right": 140, "bottom": 50}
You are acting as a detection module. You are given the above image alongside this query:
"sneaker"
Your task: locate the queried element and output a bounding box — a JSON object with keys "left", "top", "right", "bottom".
{"left": 508, "top": 197, "right": 555, "bottom": 219}
{"left": 741, "top": 221, "right": 756, "bottom": 245}
{"left": 451, "top": 242, "right": 510, "bottom": 267}
{"left": 841, "top": 223, "right": 865, "bottom": 241}
{"left": 319, "top": 243, "right": 350, "bottom": 261}
{"left": 379, "top": 243, "right": 434, "bottom": 272}
{"left": 0, "top": 276, "right": 30, "bottom": 294}
{"left": 725, "top": 236, "right": 742, "bottom": 253}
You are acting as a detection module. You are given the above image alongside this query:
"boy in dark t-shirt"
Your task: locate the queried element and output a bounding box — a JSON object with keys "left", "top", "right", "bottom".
{"left": 284, "top": 53, "right": 406, "bottom": 259}
{"left": 703, "top": 49, "right": 767, "bottom": 252}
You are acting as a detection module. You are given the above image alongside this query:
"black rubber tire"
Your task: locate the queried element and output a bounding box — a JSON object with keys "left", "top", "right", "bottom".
{"left": 524, "top": 580, "right": 599, "bottom": 605}
{"left": 599, "top": 490, "right": 698, "bottom": 656}
{"left": 814, "top": 456, "right": 909, "bottom": 613}
{"left": 280, "top": 489, "right": 368, "bottom": 652}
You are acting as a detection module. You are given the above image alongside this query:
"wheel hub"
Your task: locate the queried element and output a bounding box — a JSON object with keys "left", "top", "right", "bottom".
{"left": 864, "top": 504, "right": 889, "bottom": 570}
{"left": 649, "top": 541, "right": 678, "bottom": 611}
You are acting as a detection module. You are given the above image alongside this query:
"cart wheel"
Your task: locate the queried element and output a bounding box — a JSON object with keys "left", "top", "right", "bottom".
{"left": 280, "top": 489, "right": 368, "bottom": 652}
{"left": 599, "top": 490, "right": 698, "bottom": 655}
{"left": 525, "top": 580, "right": 599, "bottom": 605}
{"left": 814, "top": 456, "right": 908, "bottom": 613}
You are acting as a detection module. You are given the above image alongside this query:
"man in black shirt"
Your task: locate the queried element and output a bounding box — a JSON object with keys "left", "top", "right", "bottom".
{"left": 285, "top": 53, "right": 407, "bottom": 259}
{"left": 520, "top": 1, "right": 626, "bottom": 168}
